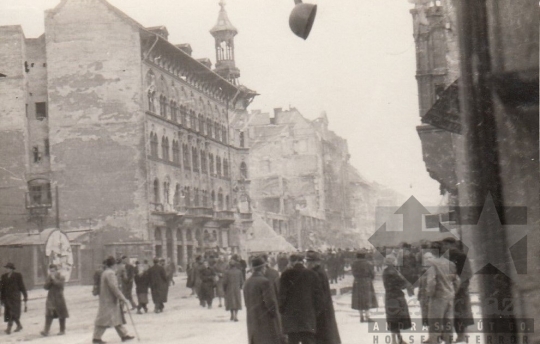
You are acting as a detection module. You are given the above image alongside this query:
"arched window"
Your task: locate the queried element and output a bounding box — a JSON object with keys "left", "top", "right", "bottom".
{"left": 163, "top": 181, "right": 170, "bottom": 204}
{"left": 208, "top": 120, "right": 214, "bottom": 139}
{"left": 186, "top": 229, "right": 193, "bottom": 241}
{"left": 172, "top": 140, "right": 180, "bottom": 163}
{"left": 150, "top": 132, "right": 158, "bottom": 157}
{"left": 214, "top": 121, "right": 220, "bottom": 141}
{"left": 154, "top": 228, "right": 162, "bottom": 241}
{"left": 216, "top": 156, "right": 222, "bottom": 177}
{"left": 225, "top": 195, "right": 230, "bottom": 210}
{"left": 153, "top": 178, "right": 160, "bottom": 203}
{"left": 194, "top": 188, "right": 200, "bottom": 206}
{"left": 192, "top": 147, "right": 199, "bottom": 172}
{"left": 190, "top": 111, "right": 197, "bottom": 130}
{"left": 170, "top": 100, "right": 177, "bottom": 122}
{"left": 160, "top": 95, "right": 168, "bottom": 117}
{"left": 218, "top": 189, "right": 224, "bottom": 210}
{"left": 211, "top": 190, "right": 216, "bottom": 208}
{"left": 185, "top": 187, "right": 191, "bottom": 207}
{"left": 161, "top": 136, "right": 169, "bottom": 161}
{"left": 180, "top": 106, "right": 188, "bottom": 126}
{"left": 209, "top": 154, "right": 215, "bottom": 175}
{"left": 240, "top": 162, "right": 248, "bottom": 179}
{"left": 183, "top": 144, "right": 190, "bottom": 170}
{"left": 223, "top": 159, "right": 229, "bottom": 178}
{"left": 198, "top": 114, "right": 204, "bottom": 134}
{"left": 202, "top": 190, "right": 208, "bottom": 207}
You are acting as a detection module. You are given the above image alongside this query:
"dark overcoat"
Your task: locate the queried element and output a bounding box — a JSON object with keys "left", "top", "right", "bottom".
{"left": 199, "top": 267, "right": 216, "bottom": 300}
{"left": 244, "top": 271, "right": 283, "bottom": 344}
{"left": 448, "top": 248, "right": 474, "bottom": 327}
{"left": 223, "top": 266, "right": 243, "bottom": 310}
{"left": 147, "top": 264, "right": 168, "bottom": 304}
{"left": 0, "top": 272, "right": 27, "bottom": 322}
{"left": 351, "top": 258, "right": 378, "bottom": 310}
{"left": 279, "top": 263, "right": 322, "bottom": 334}
{"left": 134, "top": 270, "right": 150, "bottom": 294}
{"left": 383, "top": 266, "right": 412, "bottom": 331}
{"left": 44, "top": 272, "right": 69, "bottom": 319}
{"left": 311, "top": 265, "right": 341, "bottom": 344}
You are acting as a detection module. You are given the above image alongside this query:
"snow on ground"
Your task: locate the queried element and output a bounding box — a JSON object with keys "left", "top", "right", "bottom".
{"left": 0, "top": 272, "right": 485, "bottom": 344}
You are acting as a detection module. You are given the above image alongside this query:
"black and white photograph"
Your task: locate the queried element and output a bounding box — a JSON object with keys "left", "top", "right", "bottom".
{"left": 0, "top": 0, "right": 537, "bottom": 343}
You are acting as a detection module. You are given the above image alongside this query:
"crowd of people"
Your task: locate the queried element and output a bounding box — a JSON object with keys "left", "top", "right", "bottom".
{"left": 0, "top": 235, "right": 473, "bottom": 344}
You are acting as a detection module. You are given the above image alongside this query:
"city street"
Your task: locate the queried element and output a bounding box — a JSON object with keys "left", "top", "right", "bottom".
{"left": 1, "top": 272, "right": 484, "bottom": 344}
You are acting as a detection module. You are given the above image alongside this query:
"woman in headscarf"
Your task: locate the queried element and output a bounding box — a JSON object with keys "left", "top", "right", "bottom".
{"left": 351, "top": 251, "right": 378, "bottom": 322}
{"left": 383, "top": 255, "right": 412, "bottom": 344}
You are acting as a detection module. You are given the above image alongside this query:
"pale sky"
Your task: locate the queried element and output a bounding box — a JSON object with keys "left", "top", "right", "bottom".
{"left": 0, "top": 0, "right": 443, "bottom": 206}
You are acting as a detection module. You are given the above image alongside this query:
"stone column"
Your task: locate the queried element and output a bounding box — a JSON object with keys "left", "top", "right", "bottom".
{"left": 161, "top": 228, "right": 167, "bottom": 258}
{"left": 172, "top": 227, "right": 177, "bottom": 265}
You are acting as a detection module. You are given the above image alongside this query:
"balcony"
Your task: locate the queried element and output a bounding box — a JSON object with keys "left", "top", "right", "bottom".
{"left": 214, "top": 210, "right": 235, "bottom": 225}
{"left": 239, "top": 212, "right": 253, "bottom": 221}
{"left": 185, "top": 206, "right": 214, "bottom": 219}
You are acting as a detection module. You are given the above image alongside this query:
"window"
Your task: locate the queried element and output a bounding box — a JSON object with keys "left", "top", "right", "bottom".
{"left": 208, "top": 120, "right": 214, "bottom": 139}
{"left": 240, "top": 162, "right": 248, "bottom": 179}
{"left": 183, "top": 144, "right": 190, "bottom": 170}
{"left": 218, "top": 190, "right": 224, "bottom": 210}
{"left": 209, "top": 154, "right": 214, "bottom": 175}
{"left": 32, "top": 146, "right": 41, "bottom": 163}
{"left": 211, "top": 191, "right": 216, "bottom": 208}
{"left": 150, "top": 132, "right": 158, "bottom": 157}
{"left": 222, "top": 125, "right": 227, "bottom": 144}
{"left": 148, "top": 91, "right": 156, "bottom": 113}
{"left": 163, "top": 181, "right": 170, "bottom": 204}
{"left": 161, "top": 136, "right": 169, "bottom": 161}
{"left": 172, "top": 140, "right": 180, "bottom": 164}
{"left": 170, "top": 101, "right": 177, "bottom": 122}
{"left": 36, "top": 102, "right": 47, "bottom": 120}
{"left": 174, "top": 184, "right": 181, "bottom": 207}
{"left": 201, "top": 151, "right": 207, "bottom": 174}
{"left": 198, "top": 114, "right": 204, "bottom": 134}
{"left": 44, "top": 139, "right": 50, "bottom": 157}
{"left": 239, "top": 131, "right": 245, "bottom": 148}
{"left": 153, "top": 179, "right": 160, "bottom": 203}
{"left": 194, "top": 188, "right": 200, "bottom": 206}
{"left": 27, "top": 180, "right": 52, "bottom": 207}
{"left": 192, "top": 147, "right": 199, "bottom": 172}
{"left": 223, "top": 159, "right": 229, "bottom": 178}
{"left": 225, "top": 195, "right": 230, "bottom": 210}
{"left": 202, "top": 190, "right": 208, "bottom": 207}
{"left": 185, "top": 187, "right": 191, "bottom": 207}
{"left": 180, "top": 106, "right": 188, "bottom": 126}
{"left": 214, "top": 122, "right": 220, "bottom": 141}
{"left": 216, "top": 156, "right": 222, "bottom": 177}
{"left": 159, "top": 96, "right": 168, "bottom": 117}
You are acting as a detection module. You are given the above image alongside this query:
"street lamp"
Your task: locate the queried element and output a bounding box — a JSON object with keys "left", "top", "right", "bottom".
{"left": 289, "top": 0, "right": 317, "bottom": 40}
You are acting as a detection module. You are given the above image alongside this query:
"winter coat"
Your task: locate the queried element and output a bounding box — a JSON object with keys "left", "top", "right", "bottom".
{"left": 244, "top": 271, "right": 283, "bottom": 344}
{"left": 44, "top": 272, "right": 69, "bottom": 319}
{"left": 147, "top": 264, "right": 168, "bottom": 304}
{"left": 134, "top": 270, "right": 150, "bottom": 295}
{"left": 351, "top": 258, "right": 378, "bottom": 310}
{"left": 94, "top": 268, "right": 126, "bottom": 327}
{"left": 264, "top": 266, "right": 280, "bottom": 296}
{"left": 223, "top": 266, "right": 243, "bottom": 310}
{"left": 199, "top": 267, "right": 216, "bottom": 300}
{"left": 279, "top": 263, "right": 322, "bottom": 335}
{"left": 383, "top": 266, "right": 411, "bottom": 331}
{"left": 0, "top": 272, "right": 27, "bottom": 322}
{"left": 214, "top": 261, "right": 227, "bottom": 298}
{"left": 311, "top": 264, "right": 341, "bottom": 344}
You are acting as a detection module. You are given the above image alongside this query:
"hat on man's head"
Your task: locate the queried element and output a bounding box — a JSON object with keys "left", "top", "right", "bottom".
{"left": 4, "top": 262, "right": 15, "bottom": 270}
{"left": 305, "top": 250, "right": 321, "bottom": 262}
{"left": 251, "top": 257, "right": 266, "bottom": 269}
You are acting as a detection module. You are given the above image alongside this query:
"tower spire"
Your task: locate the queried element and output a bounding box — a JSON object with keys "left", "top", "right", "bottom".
{"left": 210, "top": 1, "right": 240, "bottom": 85}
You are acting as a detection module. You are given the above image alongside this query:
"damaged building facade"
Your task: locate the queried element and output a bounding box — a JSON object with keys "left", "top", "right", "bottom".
{"left": 0, "top": 0, "right": 256, "bottom": 280}
{"left": 246, "top": 108, "right": 400, "bottom": 249}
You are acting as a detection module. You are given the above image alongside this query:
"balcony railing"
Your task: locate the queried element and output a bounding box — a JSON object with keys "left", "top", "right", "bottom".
{"left": 186, "top": 207, "right": 214, "bottom": 218}
{"left": 214, "top": 210, "right": 235, "bottom": 223}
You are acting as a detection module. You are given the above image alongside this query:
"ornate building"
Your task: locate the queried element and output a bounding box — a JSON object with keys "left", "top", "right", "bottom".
{"left": 0, "top": 0, "right": 256, "bottom": 282}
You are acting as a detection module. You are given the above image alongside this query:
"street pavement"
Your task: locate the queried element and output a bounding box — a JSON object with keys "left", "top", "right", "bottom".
{"left": 0, "top": 271, "right": 485, "bottom": 344}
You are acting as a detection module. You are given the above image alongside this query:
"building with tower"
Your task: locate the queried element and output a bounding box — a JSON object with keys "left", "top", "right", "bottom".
{"left": 0, "top": 0, "right": 256, "bottom": 285}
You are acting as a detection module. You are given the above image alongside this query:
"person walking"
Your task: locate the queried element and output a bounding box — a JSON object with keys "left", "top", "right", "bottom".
{"left": 244, "top": 257, "right": 284, "bottom": 344}
{"left": 194, "top": 256, "right": 206, "bottom": 307}
{"left": 382, "top": 255, "right": 412, "bottom": 344}
{"left": 214, "top": 257, "right": 227, "bottom": 308}
{"left": 277, "top": 253, "right": 289, "bottom": 273}
{"left": 351, "top": 251, "right": 378, "bottom": 322}
{"left": 147, "top": 258, "right": 168, "bottom": 313}
{"left": 199, "top": 260, "right": 216, "bottom": 309}
{"left": 40, "top": 264, "right": 69, "bottom": 336}
{"left": 306, "top": 250, "right": 341, "bottom": 344}
{"left": 165, "top": 259, "right": 176, "bottom": 286}
{"left": 423, "top": 250, "right": 460, "bottom": 344}
{"left": 279, "top": 254, "right": 322, "bottom": 344}
{"left": 120, "top": 256, "right": 137, "bottom": 310}
{"left": 0, "top": 262, "right": 27, "bottom": 334}
{"left": 134, "top": 262, "right": 150, "bottom": 314}
{"left": 223, "top": 260, "right": 244, "bottom": 321}
{"left": 92, "top": 256, "right": 134, "bottom": 344}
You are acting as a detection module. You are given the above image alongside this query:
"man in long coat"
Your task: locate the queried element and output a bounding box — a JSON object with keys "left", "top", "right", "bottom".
{"left": 0, "top": 262, "right": 27, "bottom": 334}
{"left": 223, "top": 260, "right": 243, "bottom": 321}
{"left": 120, "top": 256, "right": 137, "bottom": 310}
{"left": 306, "top": 250, "right": 341, "bottom": 344}
{"left": 244, "top": 257, "right": 284, "bottom": 344}
{"left": 199, "top": 261, "right": 216, "bottom": 309}
{"left": 92, "top": 256, "right": 134, "bottom": 343}
{"left": 41, "top": 264, "right": 69, "bottom": 336}
{"left": 351, "top": 251, "right": 378, "bottom": 322}
{"left": 279, "top": 254, "right": 322, "bottom": 344}
{"left": 147, "top": 258, "right": 168, "bottom": 313}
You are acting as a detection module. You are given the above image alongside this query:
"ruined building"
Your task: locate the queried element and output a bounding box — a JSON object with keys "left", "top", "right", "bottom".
{"left": 0, "top": 0, "right": 256, "bottom": 284}
{"left": 246, "top": 108, "right": 398, "bottom": 249}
